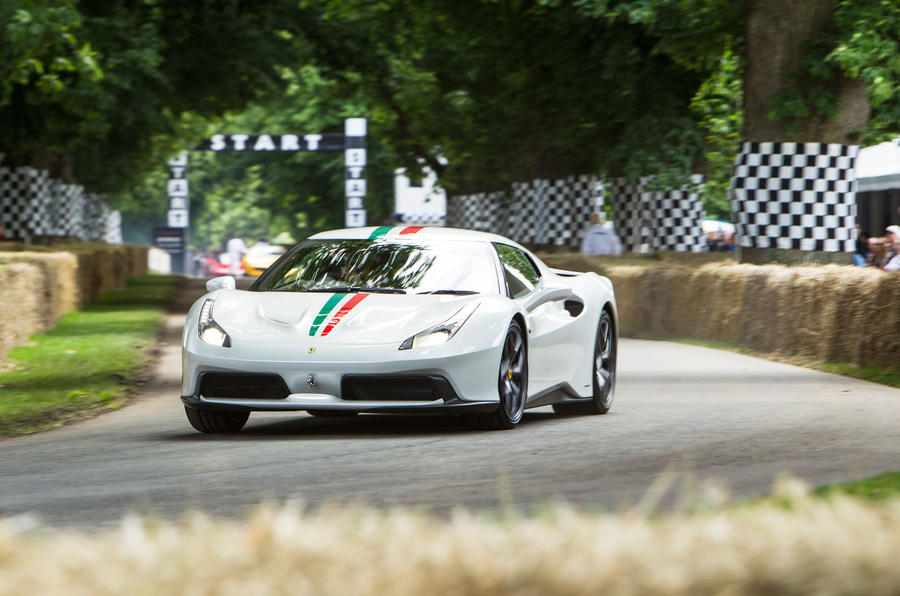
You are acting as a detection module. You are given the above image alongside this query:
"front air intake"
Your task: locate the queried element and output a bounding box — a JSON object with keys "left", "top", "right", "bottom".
{"left": 341, "top": 375, "right": 458, "bottom": 402}
{"left": 199, "top": 373, "right": 290, "bottom": 399}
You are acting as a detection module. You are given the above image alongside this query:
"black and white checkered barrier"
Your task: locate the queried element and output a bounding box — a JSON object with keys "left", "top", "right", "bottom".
{"left": 730, "top": 142, "right": 858, "bottom": 252}
{"left": 0, "top": 166, "right": 121, "bottom": 243}
{"left": 1, "top": 168, "right": 43, "bottom": 241}
{"left": 399, "top": 212, "right": 447, "bottom": 225}
{"left": 447, "top": 191, "right": 506, "bottom": 234}
{"left": 447, "top": 175, "right": 600, "bottom": 248}
{"left": 607, "top": 175, "right": 706, "bottom": 253}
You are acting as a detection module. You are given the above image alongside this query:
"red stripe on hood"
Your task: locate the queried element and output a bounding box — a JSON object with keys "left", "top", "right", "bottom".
{"left": 320, "top": 293, "right": 369, "bottom": 336}
{"left": 399, "top": 226, "right": 425, "bottom": 235}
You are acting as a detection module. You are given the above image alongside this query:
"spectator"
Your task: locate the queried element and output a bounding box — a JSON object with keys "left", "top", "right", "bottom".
{"left": 581, "top": 212, "right": 623, "bottom": 256}
{"left": 722, "top": 230, "right": 737, "bottom": 252}
{"left": 881, "top": 225, "right": 900, "bottom": 271}
{"left": 854, "top": 224, "right": 871, "bottom": 267}
{"left": 192, "top": 251, "right": 206, "bottom": 277}
{"left": 705, "top": 230, "right": 723, "bottom": 252}
{"left": 226, "top": 236, "right": 247, "bottom": 276}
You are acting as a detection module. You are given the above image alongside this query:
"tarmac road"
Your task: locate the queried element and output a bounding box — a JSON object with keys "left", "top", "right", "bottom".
{"left": 1, "top": 278, "right": 899, "bottom": 528}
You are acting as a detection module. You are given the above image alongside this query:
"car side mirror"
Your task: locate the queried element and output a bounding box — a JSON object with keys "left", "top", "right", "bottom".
{"left": 206, "top": 276, "right": 236, "bottom": 292}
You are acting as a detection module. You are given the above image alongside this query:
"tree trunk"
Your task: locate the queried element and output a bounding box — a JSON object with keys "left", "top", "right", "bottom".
{"left": 737, "top": 0, "right": 868, "bottom": 265}
{"left": 744, "top": 0, "right": 869, "bottom": 144}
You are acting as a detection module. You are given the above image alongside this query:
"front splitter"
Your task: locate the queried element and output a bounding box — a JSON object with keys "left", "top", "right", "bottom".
{"left": 181, "top": 394, "right": 498, "bottom": 414}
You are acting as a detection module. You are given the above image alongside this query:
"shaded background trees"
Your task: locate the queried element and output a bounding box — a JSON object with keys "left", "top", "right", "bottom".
{"left": 3, "top": 0, "right": 900, "bottom": 249}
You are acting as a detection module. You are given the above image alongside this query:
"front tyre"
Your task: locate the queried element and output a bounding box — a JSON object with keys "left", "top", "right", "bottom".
{"left": 554, "top": 308, "right": 616, "bottom": 415}
{"left": 475, "top": 320, "right": 527, "bottom": 430}
{"left": 184, "top": 406, "right": 250, "bottom": 433}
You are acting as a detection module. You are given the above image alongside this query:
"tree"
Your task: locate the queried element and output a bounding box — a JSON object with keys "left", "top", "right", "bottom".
{"left": 120, "top": 65, "right": 395, "bottom": 248}
{"left": 597, "top": 0, "right": 900, "bottom": 261}
{"left": 0, "top": 0, "right": 308, "bottom": 192}
{"left": 302, "top": 0, "right": 707, "bottom": 192}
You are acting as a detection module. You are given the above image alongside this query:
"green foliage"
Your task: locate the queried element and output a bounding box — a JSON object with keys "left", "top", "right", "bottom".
{"left": 601, "top": 0, "right": 745, "bottom": 72}
{"left": 689, "top": 48, "right": 743, "bottom": 219}
{"left": 122, "top": 0, "right": 712, "bottom": 246}
{"left": 0, "top": 0, "right": 305, "bottom": 192}
{"left": 815, "top": 471, "right": 900, "bottom": 502}
{"left": 306, "top": 0, "right": 708, "bottom": 190}
{"left": 764, "top": 30, "right": 844, "bottom": 134}
{"left": 829, "top": 0, "right": 900, "bottom": 143}
{"left": 12, "top": 0, "right": 900, "bottom": 239}
{"left": 158, "top": 65, "right": 394, "bottom": 249}
{"left": 0, "top": 0, "right": 101, "bottom": 102}
{"left": 567, "top": 0, "right": 743, "bottom": 211}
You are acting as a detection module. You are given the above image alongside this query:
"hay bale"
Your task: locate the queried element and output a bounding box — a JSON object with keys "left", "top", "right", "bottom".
{"left": 95, "top": 247, "right": 119, "bottom": 295}
{"left": 604, "top": 266, "right": 648, "bottom": 336}
{"left": 539, "top": 255, "right": 899, "bottom": 370}
{"left": 638, "top": 266, "right": 681, "bottom": 337}
{"left": 777, "top": 266, "right": 835, "bottom": 360}
{"left": 0, "top": 263, "right": 44, "bottom": 361}
{"left": 127, "top": 245, "right": 149, "bottom": 278}
{"left": 0, "top": 252, "right": 78, "bottom": 327}
{"left": 737, "top": 265, "right": 785, "bottom": 353}
{"left": 861, "top": 273, "right": 900, "bottom": 368}
{"left": 687, "top": 263, "right": 749, "bottom": 343}
{"left": 826, "top": 266, "right": 884, "bottom": 366}
{"left": 0, "top": 244, "right": 152, "bottom": 362}
{"left": 71, "top": 250, "right": 98, "bottom": 307}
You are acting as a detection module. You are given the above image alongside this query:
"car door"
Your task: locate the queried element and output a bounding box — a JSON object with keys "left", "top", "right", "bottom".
{"left": 493, "top": 243, "right": 577, "bottom": 396}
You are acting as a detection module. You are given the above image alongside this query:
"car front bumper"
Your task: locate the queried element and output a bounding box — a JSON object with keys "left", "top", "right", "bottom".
{"left": 182, "top": 335, "right": 504, "bottom": 413}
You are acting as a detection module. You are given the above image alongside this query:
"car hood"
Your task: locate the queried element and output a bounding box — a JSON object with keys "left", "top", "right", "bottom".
{"left": 208, "top": 289, "right": 482, "bottom": 345}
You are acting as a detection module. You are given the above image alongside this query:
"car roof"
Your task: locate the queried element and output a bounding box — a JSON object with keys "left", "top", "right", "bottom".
{"left": 309, "top": 226, "right": 522, "bottom": 246}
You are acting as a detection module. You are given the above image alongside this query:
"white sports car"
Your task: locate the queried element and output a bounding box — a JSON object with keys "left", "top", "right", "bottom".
{"left": 181, "top": 226, "right": 617, "bottom": 432}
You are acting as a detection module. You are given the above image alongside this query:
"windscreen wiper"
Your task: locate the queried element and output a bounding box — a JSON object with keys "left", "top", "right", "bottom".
{"left": 417, "top": 289, "right": 479, "bottom": 295}
{"left": 304, "top": 286, "right": 406, "bottom": 294}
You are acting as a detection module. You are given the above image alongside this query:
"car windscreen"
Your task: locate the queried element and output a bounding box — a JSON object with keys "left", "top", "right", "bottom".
{"left": 249, "top": 239, "right": 501, "bottom": 294}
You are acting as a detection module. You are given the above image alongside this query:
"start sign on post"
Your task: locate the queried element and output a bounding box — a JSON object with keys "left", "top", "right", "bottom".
{"left": 178, "top": 118, "right": 369, "bottom": 231}
{"left": 168, "top": 209, "right": 189, "bottom": 228}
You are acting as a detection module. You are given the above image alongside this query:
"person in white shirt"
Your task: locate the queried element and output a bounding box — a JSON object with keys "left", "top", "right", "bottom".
{"left": 226, "top": 236, "right": 247, "bottom": 276}
{"left": 581, "top": 212, "right": 623, "bottom": 256}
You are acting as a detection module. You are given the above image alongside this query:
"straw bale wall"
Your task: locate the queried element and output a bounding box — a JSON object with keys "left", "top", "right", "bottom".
{"left": 542, "top": 254, "right": 900, "bottom": 368}
{"left": 0, "top": 244, "right": 148, "bottom": 360}
{"left": 0, "top": 263, "right": 45, "bottom": 361}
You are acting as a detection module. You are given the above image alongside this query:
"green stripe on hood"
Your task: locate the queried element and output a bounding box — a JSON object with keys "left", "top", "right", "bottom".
{"left": 368, "top": 226, "right": 393, "bottom": 239}
{"left": 309, "top": 292, "right": 347, "bottom": 336}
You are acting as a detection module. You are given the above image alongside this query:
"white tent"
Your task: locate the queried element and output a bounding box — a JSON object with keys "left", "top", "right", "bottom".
{"left": 857, "top": 141, "right": 900, "bottom": 192}
{"left": 856, "top": 141, "right": 900, "bottom": 234}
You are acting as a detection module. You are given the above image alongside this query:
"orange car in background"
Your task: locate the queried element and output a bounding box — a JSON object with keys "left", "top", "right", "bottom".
{"left": 241, "top": 243, "right": 287, "bottom": 276}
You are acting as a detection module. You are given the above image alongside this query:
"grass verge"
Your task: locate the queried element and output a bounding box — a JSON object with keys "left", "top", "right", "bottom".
{"left": 0, "top": 275, "right": 178, "bottom": 437}
{"left": 815, "top": 471, "right": 900, "bottom": 502}
{"left": 674, "top": 337, "right": 900, "bottom": 389}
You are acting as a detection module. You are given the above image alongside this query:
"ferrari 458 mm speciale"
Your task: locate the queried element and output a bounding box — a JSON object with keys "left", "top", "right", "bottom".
{"left": 182, "top": 226, "right": 617, "bottom": 432}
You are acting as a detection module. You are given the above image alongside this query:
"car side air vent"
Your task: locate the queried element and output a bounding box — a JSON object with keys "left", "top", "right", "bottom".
{"left": 563, "top": 300, "right": 584, "bottom": 317}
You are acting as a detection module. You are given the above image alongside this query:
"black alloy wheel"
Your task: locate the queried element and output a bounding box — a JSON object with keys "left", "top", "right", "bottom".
{"left": 184, "top": 406, "right": 250, "bottom": 433}
{"left": 554, "top": 308, "right": 616, "bottom": 415}
{"left": 475, "top": 320, "right": 527, "bottom": 430}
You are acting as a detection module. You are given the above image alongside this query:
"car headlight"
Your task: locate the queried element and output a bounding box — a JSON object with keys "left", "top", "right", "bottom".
{"left": 198, "top": 299, "right": 231, "bottom": 347}
{"left": 398, "top": 302, "right": 479, "bottom": 350}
